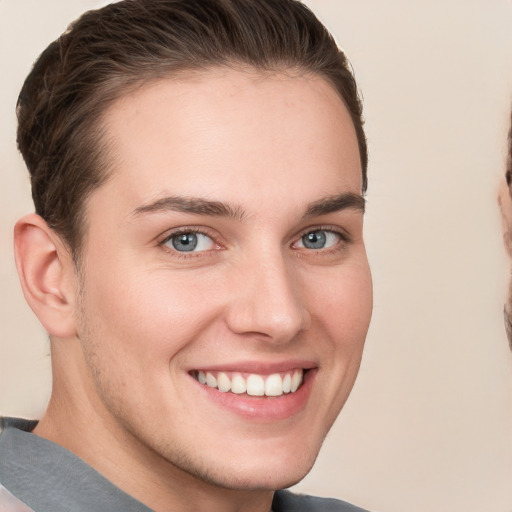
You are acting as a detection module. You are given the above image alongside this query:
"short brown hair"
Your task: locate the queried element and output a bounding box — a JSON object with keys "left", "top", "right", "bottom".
{"left": 17, "top": 0, "right": 368, "bottom": 259}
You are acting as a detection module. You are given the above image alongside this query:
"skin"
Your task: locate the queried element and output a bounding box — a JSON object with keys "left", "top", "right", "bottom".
{"left": 15, "top": 68, "right": 372, "bottom": 512}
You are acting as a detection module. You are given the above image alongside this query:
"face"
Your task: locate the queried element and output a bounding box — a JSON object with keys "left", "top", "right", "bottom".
{"left": 73, "top": 68, "right": 372, "bottom": 491}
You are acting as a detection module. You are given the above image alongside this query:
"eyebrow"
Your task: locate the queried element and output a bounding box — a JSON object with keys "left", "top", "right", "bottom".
{"left": 132, "top": 196, "right": 245, "bottom": 221}
{"left": 304, "top": 193, "right": 366, "bottom": 217}
{"left": 131, "top": 192, "right": 365, "bottom": 221}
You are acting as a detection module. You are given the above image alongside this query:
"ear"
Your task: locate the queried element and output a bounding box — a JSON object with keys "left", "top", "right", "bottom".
{"left": 14, "top": 214, "right": 78, "bottom": 338}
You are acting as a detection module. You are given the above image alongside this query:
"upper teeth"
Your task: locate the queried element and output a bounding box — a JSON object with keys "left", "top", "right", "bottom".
{"left": 195, "top": 369, "right": 304, "bottom": 397}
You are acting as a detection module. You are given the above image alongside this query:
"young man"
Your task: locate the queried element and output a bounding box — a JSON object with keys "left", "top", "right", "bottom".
{"left": 0, "top": 1, "right": 373, "bottom": 510}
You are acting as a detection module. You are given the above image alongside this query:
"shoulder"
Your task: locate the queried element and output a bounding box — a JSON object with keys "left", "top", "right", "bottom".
{"left": 273, "top": 490, "right": 370, "bottom": 512}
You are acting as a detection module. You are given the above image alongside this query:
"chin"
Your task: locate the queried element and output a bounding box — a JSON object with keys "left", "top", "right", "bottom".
{"left": 201, "top": 462, "right": 315, "bottom": 492}
{"left": 180, "top": 438, "right": 321, "bottom": 492}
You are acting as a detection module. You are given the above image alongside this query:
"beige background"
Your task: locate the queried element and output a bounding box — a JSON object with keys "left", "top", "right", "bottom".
{"left": 1, "top": 1, "right": 512, "bottom": 511}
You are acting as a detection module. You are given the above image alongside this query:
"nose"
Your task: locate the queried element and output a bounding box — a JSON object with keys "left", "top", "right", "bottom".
{"left": 225, "top": 252, "right": 311, "bottom": 343}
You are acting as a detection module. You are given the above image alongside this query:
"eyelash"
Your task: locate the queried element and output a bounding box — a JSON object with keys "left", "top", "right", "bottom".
{"left": 157, "top": 225, "right": 351, "bottom": 257}
{"left": 293, "top": 225, "right": 352, "bottom": 253}
{"left": 158, "top": 227, "right": 221, "bottom": 257}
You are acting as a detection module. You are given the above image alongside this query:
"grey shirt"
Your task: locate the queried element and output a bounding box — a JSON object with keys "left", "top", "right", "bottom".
{"left": 0, "top": 418, "right": 368, "bottom": 512}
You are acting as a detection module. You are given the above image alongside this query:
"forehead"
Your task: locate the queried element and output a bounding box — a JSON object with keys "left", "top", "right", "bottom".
{"left": 95, "top": 67, "right": 362, "bottom": 212}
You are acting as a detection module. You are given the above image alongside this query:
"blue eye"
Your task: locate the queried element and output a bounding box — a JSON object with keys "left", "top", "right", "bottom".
{"left": 164, "top": 232, "right": 215, "bottom": 252}
{"left": 298, "top": 230, "right": 340, "bottom": 250}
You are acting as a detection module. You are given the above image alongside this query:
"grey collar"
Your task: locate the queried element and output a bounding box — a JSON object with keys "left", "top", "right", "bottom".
{"left": 0, "top": 418, "right": 152, "bottom": 512}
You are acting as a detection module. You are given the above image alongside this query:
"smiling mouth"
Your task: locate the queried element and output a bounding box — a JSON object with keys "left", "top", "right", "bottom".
{"left": 191, "top": 369, "right": 305, "bottom": 397}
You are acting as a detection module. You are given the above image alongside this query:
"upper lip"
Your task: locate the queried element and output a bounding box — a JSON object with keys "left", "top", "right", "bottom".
{"left": 188, "top": 360, "right": 318, "bottom": 375}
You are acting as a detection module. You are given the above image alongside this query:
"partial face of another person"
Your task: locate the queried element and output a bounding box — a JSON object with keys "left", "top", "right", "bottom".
{"left": 72, "top": 68, "right": 372, "bottom": 490}
{"left": 499, "top": 167, "right": 512, "bottom": 345}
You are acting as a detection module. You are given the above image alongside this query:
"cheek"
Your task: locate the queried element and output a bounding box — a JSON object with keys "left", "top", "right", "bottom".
{"left": 301, "top": 261, "right": 372, "bottom": 429}
{"left": 79, "top": 263, "right": 223, "bottom": 375}
{"left": 307, "top": 260, "right": 373, "bottom": 346}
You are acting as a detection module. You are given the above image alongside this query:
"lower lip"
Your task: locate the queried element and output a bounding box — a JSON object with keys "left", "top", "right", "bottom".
{"left": 191, "top": 370, "right": 317, "bottom": 421}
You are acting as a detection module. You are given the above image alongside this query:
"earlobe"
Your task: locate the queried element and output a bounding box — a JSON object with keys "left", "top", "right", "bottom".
{"left": 14, "top": 214, "right": 77, "bottom": 338}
